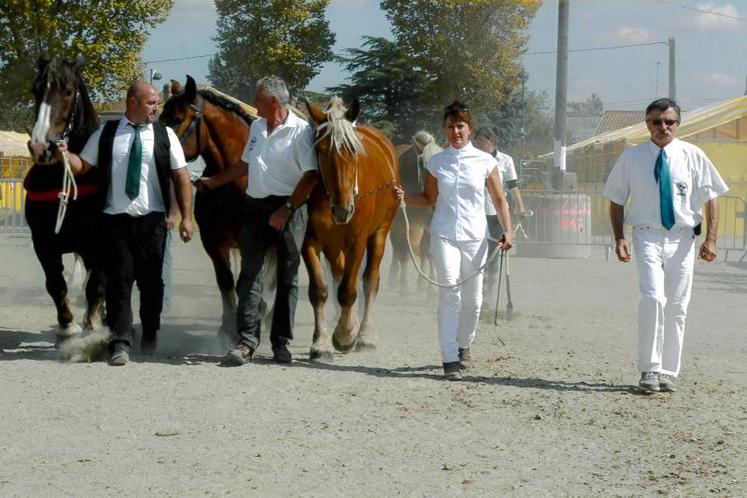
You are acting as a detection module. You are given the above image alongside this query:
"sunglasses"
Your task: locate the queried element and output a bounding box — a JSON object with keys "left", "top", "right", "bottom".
{"left": 648, "top": 118, "right": 678, "bottom": 127}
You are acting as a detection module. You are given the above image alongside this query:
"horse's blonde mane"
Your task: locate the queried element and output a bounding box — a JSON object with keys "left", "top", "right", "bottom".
{"left": 318, "top": 97, "right": 365, "bottom": 156}
{"left": 420, "top": 142, "right": 442, "bottom": 167}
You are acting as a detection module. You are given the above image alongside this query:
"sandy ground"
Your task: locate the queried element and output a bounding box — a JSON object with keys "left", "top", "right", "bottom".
{"left": 0, "top": 232, "right": 745, "bottom": 497}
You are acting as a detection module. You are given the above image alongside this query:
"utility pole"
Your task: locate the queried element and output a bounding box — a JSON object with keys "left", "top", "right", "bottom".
{"left": 668, "top": 36, "right": 676, "bottom": 100}
{"left": 553, "top": 0, "right": 569, "bottom": 174}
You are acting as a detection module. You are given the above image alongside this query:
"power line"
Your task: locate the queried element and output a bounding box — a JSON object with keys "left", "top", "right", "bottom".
{"left": 143, "top": 53, "right": 216, "bottom": 64}
{"left": 652, "top": 0, "right": 747, "bottom": 21}
{"left": 524, "top": 40, "right": 666, "bottom": 56}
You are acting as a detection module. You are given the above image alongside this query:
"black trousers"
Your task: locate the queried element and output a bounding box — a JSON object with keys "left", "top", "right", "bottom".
{"left": 101, "top": 211, "right": 167, "bottom": 351}
{"left": 236, "top": 195, "right": 307, "bottom": 350}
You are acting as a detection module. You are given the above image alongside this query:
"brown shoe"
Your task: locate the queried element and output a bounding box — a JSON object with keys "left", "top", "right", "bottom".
{"left": 224, "top": 344, "right": 254, "bottom": 366}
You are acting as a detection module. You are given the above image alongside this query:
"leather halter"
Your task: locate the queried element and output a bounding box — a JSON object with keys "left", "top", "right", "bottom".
{"left": 177, "top": 93, "right": 204, "bottom": 155}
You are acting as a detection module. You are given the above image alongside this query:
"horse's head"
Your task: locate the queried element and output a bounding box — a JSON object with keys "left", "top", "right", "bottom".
{"left": 29, "top": 56, "right": 89, "bottom": 164}
{"left": 160, "top": 75, "right": 205, "bottom": 161}
{"left": 306, "top": 97, "right": 364, "bottom": 225}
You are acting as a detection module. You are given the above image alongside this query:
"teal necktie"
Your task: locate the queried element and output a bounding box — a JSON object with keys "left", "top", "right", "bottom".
{"left": 654, "top": 148, "right": 675, "bottom": 230}
{"left": 125, "top": 123, "right": 143, "bottom": 200}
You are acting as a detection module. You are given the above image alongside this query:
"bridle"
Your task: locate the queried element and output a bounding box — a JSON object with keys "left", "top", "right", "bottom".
{"left": 176, "top": 93, "right": 204, "bottom": 157}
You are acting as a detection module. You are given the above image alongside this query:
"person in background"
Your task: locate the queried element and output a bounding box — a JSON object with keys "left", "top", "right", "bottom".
{"left": 603, "top": 98, "right": 728, "bottom": 393}
{"left": 395, "top": 100, "right": 513, "bottom": 381}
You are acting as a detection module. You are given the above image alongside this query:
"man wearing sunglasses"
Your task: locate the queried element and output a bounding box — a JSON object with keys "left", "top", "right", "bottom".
{"left": 603, "top": 98, "right": 728, "bottom": 394}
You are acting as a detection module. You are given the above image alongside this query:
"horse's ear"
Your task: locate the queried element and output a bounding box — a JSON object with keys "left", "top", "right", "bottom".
{"left": 171, "top": 79, "right": 183, "bottom": 95}
{"left": 37, "top": 57, "right": 49, "bottom": 72}
{"left": 305, "top": 100, "right": 326, "bottom": 126}
{"left": 345, "top": 98, "right": 360, "bottom": 123}
{"left": 185, "top": 75, "right": 197, "bottom": 99}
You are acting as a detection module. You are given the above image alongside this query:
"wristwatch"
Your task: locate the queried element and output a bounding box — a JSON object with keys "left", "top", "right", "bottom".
{"left": 283, "top": 200, "right": 294, "bottom": 211}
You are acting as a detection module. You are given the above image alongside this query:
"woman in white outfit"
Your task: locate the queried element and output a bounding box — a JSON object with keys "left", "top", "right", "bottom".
{"left": 395, "top": 101, "right": 513, "bottom": 380}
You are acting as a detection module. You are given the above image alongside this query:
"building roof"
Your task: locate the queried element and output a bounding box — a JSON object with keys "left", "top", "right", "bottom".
{"left": 566, "top": 116, "right": 602, "bottom": 145}
{"left": 595, "top": 110, "right": 645, "bottom": 135}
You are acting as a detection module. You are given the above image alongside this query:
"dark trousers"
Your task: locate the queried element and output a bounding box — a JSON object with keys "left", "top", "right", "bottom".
{"left": 102, "top": 212, "right": 167, "bottom": 351}
{"left": 236, "top": 195, "right": 307, "bottom": 350}
{"left": 483, "top": 215, "right": 504, "bottom": 306}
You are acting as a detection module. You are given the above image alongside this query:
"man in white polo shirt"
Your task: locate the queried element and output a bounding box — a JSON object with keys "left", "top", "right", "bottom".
{"left": 603, "top": 98, "right": 728, "bottom": 393}
{"left": 57, "top": 81, "right": 194, "bottom": 365}
{"left": 198, "top": 76, "right": 319, "bottom": 365}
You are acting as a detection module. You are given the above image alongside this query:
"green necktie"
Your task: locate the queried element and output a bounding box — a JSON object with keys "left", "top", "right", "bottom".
{"left": 654, "top": 147, "right": 675, "bottom": 230}
{"left": 125, "top": 123, "right": 143, "bottom": 200}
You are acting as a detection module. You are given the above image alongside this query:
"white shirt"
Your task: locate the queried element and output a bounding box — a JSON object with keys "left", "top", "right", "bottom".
{"left": 427, "top": 142, "right": 498, "bottom": 241}
{"left": 80, "top": 119, "right": 187, "bottom": 216}
{"left": 241, "top": 110, "right": 318, "bottom": 198}
{"left": 484, "top": 149, "right": 515, "bottom": 216}
{"left": 603, "top": 138, "right": 728, "bottom": 228}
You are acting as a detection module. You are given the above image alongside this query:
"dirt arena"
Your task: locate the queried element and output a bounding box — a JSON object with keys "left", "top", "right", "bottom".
{"left": 0, "top": 232, "right": 744, "bottom": 497}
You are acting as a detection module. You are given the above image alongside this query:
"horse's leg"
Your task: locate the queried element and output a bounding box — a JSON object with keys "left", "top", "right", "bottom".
{"left": 80, "top": 256, "right": 105, "bottom": 331}
{"left": 32, "top": 240, "right": 79, "bottom": 337}
{"left": 303, "top": 241, "right": 333, "bottom": 361}
{"left": 209, "top": 245, "right": 237, "bottom": 341}
{"left": 357, "top": 227, "right": 389, "bottom": 350}
{"left": 332, "top": 243, "right": 366, "bottom": 352}
{"left": 387, "top": 212, "right": 404, "bottom": 289}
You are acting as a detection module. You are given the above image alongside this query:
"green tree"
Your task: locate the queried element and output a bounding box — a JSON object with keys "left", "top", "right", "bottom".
{"left": 380, "top": 0, "right": 541, "bottom": 113}
{"left": 327, "top": 36, "right": 432, "bottom": 142}
{"left": 209, "top": 0, "right": 335, "bottom": 101}
{"left": 0, "top": 0, "right": 172, "bottom": 130}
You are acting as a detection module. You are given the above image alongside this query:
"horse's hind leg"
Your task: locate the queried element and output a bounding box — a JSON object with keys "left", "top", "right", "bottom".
{"left": 209, "top": 246, "right": 237, "bottom": 341}
{"left": 357, "top": 227, "right": 388, "bottom": 350}
{"left": 333, "top": 244, "right": 365, "bottom": 353}
{"left": 82, "top": 261, "right": 105, "bottom": 331}
{"left": 303, "top": 241, "right": 333, "bottom": 362}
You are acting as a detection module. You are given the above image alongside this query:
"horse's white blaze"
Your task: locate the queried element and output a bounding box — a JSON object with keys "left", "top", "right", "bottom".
{"left": 31, "top": 101, "right": 52, "bottom": 146}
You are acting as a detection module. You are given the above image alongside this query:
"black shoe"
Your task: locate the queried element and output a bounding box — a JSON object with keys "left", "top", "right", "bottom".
{"left": 140, "top": 337, "right": 157, "bottom": 356}
{"left": 443, "top": 361, "right": 463, "bottom": 381}
{"left": 272, "top": 344, "right": 292, "bottom": 364}
{"left": 458, "top": 347, "right": 473, "bottom": 370}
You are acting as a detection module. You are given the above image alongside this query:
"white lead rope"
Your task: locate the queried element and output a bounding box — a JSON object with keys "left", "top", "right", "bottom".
{"left": 398, "top": 199, "right": 504, "bottom": 289}
{"left": 55, "top": 143, "right": 78, "bottom": 234}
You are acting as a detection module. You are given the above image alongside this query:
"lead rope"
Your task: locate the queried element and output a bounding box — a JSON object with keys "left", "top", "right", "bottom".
{"left": 54, "top": 140, "right": 78, "bottom": 234}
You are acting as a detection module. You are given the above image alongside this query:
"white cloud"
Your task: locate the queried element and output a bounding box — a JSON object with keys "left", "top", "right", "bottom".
{"left": 680, "top": 2, "right": 740, "bottom": 31}
{"left": 599, "top": 25, "right": 657, "bottom": 44}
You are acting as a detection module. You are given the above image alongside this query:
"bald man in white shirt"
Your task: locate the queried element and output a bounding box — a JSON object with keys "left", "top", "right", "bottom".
{"left": 603, "top": 98, "right": 728, "bottom": 394}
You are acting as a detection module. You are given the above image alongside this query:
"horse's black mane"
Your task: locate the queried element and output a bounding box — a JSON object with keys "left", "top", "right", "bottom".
{"left": 198, "top": 89, "right": 255, "bottom": 126}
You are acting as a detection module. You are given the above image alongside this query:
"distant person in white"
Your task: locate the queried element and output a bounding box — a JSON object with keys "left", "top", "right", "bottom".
{"left": 603, "top": 98, "right": 728, "bottom": 394}
{"left": 395, "top": 100, "right": 513, "bottom": 381}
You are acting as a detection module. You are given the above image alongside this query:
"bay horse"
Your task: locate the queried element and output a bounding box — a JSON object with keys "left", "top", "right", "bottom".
{"left": 388, "top": 141, "right": 439, "bottom": 294}
{"left": 25, "top": 56, "right": 105, "bottom": 338}
{"left": 160, "top": 75, "right": 255, "bottom": 339}
{"left": 303, "top": 97, "right": 400, "bottom": 360}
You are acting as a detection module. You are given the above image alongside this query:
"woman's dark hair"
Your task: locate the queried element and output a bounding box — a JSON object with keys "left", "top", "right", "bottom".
{"left": 646, "top": 98, "right": 681, "bottom": 123}
{"left": 443, "top": 99, "right": 472, "bottom": 126}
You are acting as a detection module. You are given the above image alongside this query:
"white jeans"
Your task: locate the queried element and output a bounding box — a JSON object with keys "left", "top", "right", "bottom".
{"left": 632, "top": 227, "right": 696, "bottom": 377}
{"left": 430, "top": 236, "right": 488, "bottom": 363}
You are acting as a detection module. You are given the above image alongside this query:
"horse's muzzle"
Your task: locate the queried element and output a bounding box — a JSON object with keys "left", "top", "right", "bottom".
{"left": 28, "top": 140, "right": 56, "bottom": 165}
{"left": 331, "top": 203, "right": 355, "bottom": 225}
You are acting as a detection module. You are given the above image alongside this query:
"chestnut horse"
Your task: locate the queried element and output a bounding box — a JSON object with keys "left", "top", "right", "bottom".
{"left": 25, "top": 56, "right": 105, "bottom": 338}
{"left": 160, "top": 76, "right": 255, "bottom": 339}
{"left": 303, "top": 98, "right": 400, "bottom": 360}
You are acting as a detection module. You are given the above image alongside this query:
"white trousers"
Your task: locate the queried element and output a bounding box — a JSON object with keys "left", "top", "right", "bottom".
{"left": 431, "top": 236, "right": 488, "bottom": 363}
{"left": 632, "top": 227, "right": 696, "bottom": 377}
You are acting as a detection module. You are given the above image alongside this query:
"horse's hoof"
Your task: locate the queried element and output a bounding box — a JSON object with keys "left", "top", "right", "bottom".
{"left": 332, "top": 334, "right": 356, "bottom": 353}
{"left": 309, "top": 350, "right": 335, "bottom": 363}
{"left": 57, "top": 322, "right": 82, "bottom": 338}
{"left": 355, "top": 341, "right": 377, "bottom": 352}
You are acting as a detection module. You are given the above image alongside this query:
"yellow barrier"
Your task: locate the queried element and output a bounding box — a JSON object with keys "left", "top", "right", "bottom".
{"left": 0, "top": 180, "right": 24, "bottom": 210}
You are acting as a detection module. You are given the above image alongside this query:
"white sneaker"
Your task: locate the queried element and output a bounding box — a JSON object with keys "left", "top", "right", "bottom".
{"left": 659, "top": 374, "right": 677, "bottom": 392}
{"left": 638, "top": 372, "right": 660, "bottom": 393}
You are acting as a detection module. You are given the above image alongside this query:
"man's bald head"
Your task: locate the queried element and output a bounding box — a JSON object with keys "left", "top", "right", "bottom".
{"left": 125, "top": 81, "right": 160, "bottom": 124}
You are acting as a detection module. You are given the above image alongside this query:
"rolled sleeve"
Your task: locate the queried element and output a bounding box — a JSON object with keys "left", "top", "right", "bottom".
{"left": 294, "top": 126, "right": 319, "bottom": 174}
{"left": 603, "top": 156, "right": 629, "bottom": 205}
{"left": 79, "top": 125, "right": 104, "bottom": 167}
{"left": 166, "top": 127, "right": 188, "bottom": 170}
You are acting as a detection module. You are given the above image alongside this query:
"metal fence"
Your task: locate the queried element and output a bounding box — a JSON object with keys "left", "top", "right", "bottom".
{"left": 518, "top": 189, "right": 746, "bottom": 261}
{"left": 0, "top": 179, "right": 28, "bottom": 233}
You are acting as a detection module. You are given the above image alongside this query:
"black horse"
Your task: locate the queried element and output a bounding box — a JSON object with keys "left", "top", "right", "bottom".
{"left": 25, "top": 57, "right": 105, "bottom": 337}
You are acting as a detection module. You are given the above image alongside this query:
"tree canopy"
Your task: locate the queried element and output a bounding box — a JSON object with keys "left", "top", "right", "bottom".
{"left": 0, "top": 0, "right": 172, "bottom": 130}
{"left": 209, "top": 0, "right": 335, "bottom": 102}
{"left": 380, "top": 0, "right": 541, "bottom": 112}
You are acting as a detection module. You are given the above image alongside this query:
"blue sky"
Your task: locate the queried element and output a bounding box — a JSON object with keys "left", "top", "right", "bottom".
{"left": 142, "top": 0, "right": 747, "bottom": 111}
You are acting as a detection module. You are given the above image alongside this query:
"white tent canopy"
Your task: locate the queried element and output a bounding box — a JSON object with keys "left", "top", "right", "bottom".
{"left": 0, "top": 131, "right": 29, "bottom": 157}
